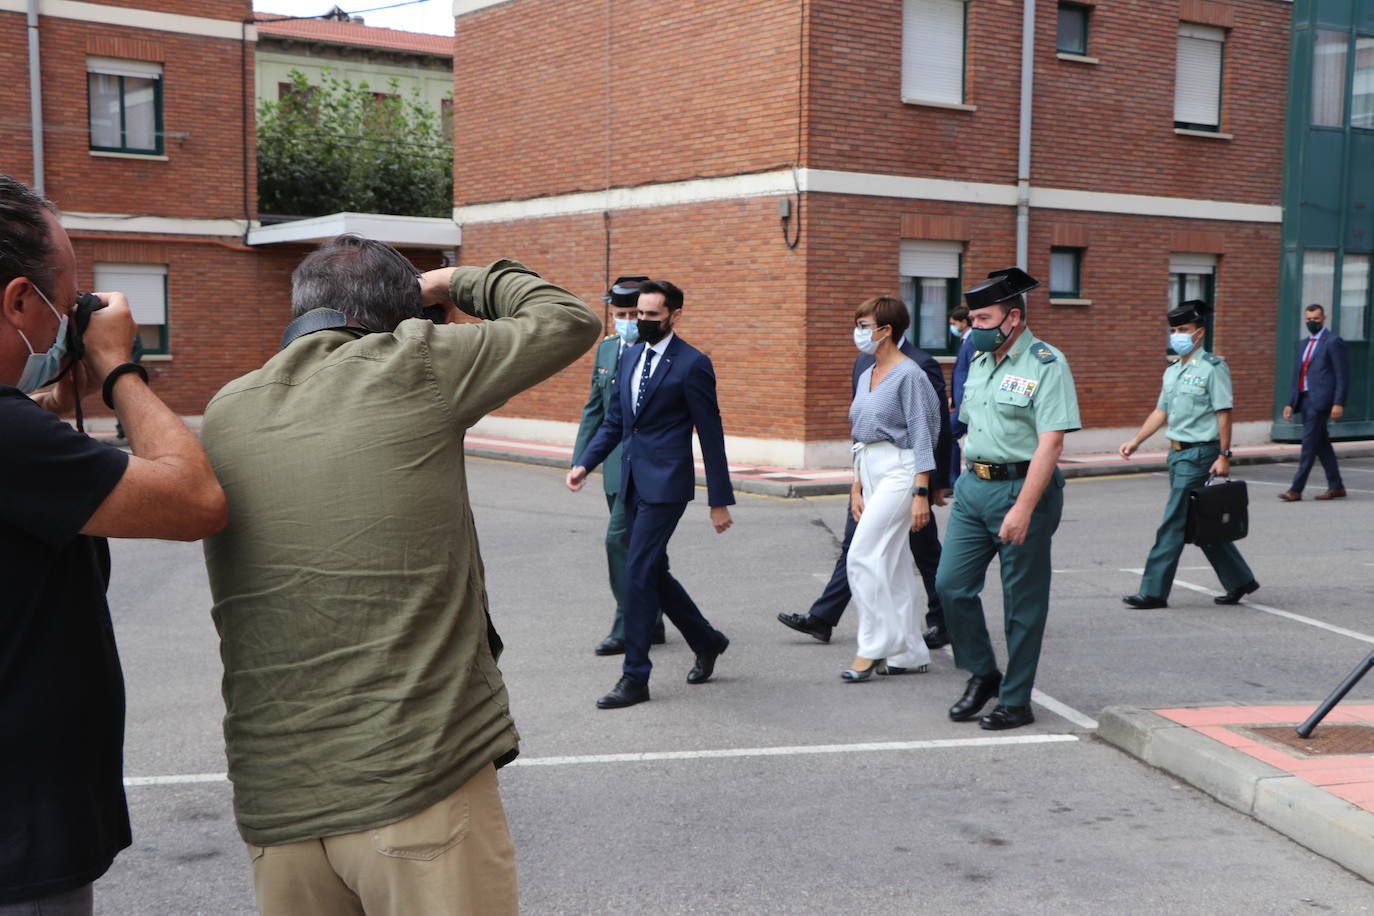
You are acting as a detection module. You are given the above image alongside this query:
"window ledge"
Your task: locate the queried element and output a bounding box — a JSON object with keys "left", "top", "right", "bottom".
{"left": 89, "top": 150, "right": 169, "bottom": 161}
{"left": 901, "top": 97, "right": 977, "bottom": 112}
{"left": 1055, "top": 52, "right": 1099, "bottom": 64}
{"left": 141, "top": 354, "right": 172, "bottom": 362}
{"left": 935, "top": 355, "right": 958, "bottom": 365}
{"left": 1173, "top": 128, "right": 1233, "bottom": 140}
{"left": 1049, "top": 297, "right": 1093, "bottom": 306}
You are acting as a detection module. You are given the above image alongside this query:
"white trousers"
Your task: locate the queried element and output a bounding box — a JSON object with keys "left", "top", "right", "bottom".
{"left": 847, "top": 441, "right": 930, "bottom": 668}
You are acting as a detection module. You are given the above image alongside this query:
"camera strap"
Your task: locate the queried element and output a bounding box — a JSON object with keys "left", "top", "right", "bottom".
{"left": 279, "top": 308, "right": 370, "bottom": 351}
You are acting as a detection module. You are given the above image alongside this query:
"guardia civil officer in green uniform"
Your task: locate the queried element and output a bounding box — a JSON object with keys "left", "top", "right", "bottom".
{"left": 935, "top": 268, "right": 1080, "bottom": 731}
{"left": 1118, "top": 299, "right": 1259, "bottom": 609}
{"left": 572, "top": 276, "right": 666, "bottom": 655}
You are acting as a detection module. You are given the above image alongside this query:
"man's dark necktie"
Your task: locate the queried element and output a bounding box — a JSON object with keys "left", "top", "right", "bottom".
{"left": 636, "top": 349, "right": 656, "bottom": 413}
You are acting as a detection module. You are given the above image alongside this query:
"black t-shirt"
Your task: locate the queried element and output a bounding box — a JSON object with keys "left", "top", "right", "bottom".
{"left": 0, "top": 387, "right": 131, "bottom": 903}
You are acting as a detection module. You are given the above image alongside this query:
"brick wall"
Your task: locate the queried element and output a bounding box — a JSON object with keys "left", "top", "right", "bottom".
{"left": 83, "top": 0, "right": 248, "bottom": 20}
{"left": 0, "top": 13, "right": 33, "bottom": 183}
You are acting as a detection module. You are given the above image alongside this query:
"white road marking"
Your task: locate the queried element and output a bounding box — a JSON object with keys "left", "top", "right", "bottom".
{"left": 124, "top": 735, "right": 1082, "bottom": 785}
{"left": 1240, "top": 477, "right": 1374, "bottom": 494}
{"left": 509, "top": 734, "right": 1080, "bottom": 767}
{"left": 940, "top": 646, "right": 1097, "bottom": 729}
{"left": 1121, "top": 569, "right": 1374, "bottom": 646}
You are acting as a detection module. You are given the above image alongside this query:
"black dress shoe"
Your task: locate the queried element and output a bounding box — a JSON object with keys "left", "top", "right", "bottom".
{"left": 1122, "top": 594, "right": 1168, "bottom": 610}
{"left": 948, "top": 671, "right": 1002, "bottom": 722}
{"left": 1214, "top": 580, "right": 1260, "bottom": 605}
{"left": 979, "top": 704, "right": 1034, "bottom": 730}
{"left": 776, "top": 612, "right": 832, "bottom": 643}
{"left": 594, "top": 636, "right": 625, "bottom": 656}
{"left": 596, "top": 677, "right": 649, "bottom": 709}
{"left": 922, "top": 624, "right": 950, "bottom": 649}
{"left": 687, "top": 632, "right": 729, "bottom": 684}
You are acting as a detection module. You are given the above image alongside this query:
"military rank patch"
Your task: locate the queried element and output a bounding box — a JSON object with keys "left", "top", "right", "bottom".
{"left": 999, "top": 375, "right": 1038, "bottom": 397}
{"left": 1203, "top": 353, "right": 1223, "bottom": 365}
{"left": 1181, "top": 373, "right": 1206, "bottom": 387}
{"left": 1031, "top": 343, "right": 1057, "bottom": 363}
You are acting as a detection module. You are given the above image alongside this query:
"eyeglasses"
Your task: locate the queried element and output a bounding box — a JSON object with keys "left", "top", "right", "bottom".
{"left": 855, "top": 320, "right": 878, "bottom": 330}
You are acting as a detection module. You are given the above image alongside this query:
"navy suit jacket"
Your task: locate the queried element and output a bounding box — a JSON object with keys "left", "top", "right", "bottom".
{"left": 576, "top": 334, "right": 736, "bottom": 507}
{"left": 853, "top": 339, "right": 952, "bottom": 487}
{"left": 1287, "top": 330, "right": 1349, "bottom": 412}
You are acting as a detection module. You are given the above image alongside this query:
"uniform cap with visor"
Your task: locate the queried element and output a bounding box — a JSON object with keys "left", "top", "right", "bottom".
{"left": 963, "top": 267, "right": 1040, "bottom": 310}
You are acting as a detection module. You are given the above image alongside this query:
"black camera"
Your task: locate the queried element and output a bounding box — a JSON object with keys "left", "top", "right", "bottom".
{"left": 68, "top": 292, "right": 107, "bottom": 360}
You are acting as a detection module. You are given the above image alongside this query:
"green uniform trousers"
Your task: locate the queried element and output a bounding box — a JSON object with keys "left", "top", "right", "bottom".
{"left": 605, "top": 494, "right": 665, "bottom": 642}
{"left": 1138, "top": 443, "right": 1253, "bottom": 600}
{"left": 935, "top": 470, "right": 1064, "bottom": 707}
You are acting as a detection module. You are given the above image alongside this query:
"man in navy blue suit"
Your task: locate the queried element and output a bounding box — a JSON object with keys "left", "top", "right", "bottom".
{"left": 567, "top": 279, "right": 735, "bottom": 709}
{"left": 1279, "top": 303, "right": 1349, "bottom": 502}
{"left": 776, "top": 332, "right": 953, "bottom": 648}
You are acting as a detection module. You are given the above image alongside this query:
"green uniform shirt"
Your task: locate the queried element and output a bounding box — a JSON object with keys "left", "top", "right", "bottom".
{"left": 1156, "top": 348, "right": 1232, "bottom": 442}
{"left": 201, "top": 260, "right": 600, "bottom": 846}
{"left": 960, "top": 328, "right": 1081, "bottom": 463}
{"left": 572, "top": 335, "right": 627, "bottom": 495}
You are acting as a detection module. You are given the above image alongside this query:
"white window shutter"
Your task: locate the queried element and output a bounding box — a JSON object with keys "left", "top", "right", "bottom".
{"left": 1169, "top": 253, "right": 1217, "bottom": 275}
{"left": 900, "top": 240, "right": 962, "bottom": 278}
{"left": 93, "top": 264, "right": 167, "bottom": 326}
{"left": 86, "top": 57, "right": 163, "bottom": 80}
{"left": 1174, "top": 25, "right": 1224, "bottom": 126}
{"left": 903, "top": 0, "right": 965, "bottom": 105}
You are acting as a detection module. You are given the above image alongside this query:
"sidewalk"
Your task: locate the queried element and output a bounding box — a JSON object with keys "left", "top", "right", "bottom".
{"left": 459, "top": 433, "right": 1374, "bottom": 498}
{"left": 1100, "top": 704, "right": 1374, "bottom": 884}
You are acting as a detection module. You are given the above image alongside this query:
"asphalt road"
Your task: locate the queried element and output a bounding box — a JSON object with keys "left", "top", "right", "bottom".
{"left": 97, "top": 455, "right": 1374, "bottom": 914}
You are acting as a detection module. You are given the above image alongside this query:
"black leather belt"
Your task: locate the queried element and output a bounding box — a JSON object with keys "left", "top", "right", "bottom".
{"left": 1171, "top": 439, "right": 1219, "bottom": 451}
{"left": 968, "top": 460, "right": 1032, "bottom": 481}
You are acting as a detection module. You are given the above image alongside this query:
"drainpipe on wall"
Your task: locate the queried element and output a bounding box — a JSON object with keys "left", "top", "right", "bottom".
{"left": 1015, "top": 0, "right": 1035, "bottom": 270}
{"left": 27, "top": 0, "right": 44, "bottom": 194}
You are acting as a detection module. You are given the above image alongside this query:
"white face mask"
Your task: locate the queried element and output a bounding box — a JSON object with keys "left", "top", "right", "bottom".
{"left": 12, "top": 285, "right": 69, "bottom": 393}
{"left": 853, "top": 326, "right": 883, "bottom": 355}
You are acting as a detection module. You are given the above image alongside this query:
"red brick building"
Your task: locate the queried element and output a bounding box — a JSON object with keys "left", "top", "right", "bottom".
{"left": 2, "top": 1, "right": 456, "bottom": 417}
{"left": 452, "top": 0, "right": 1293, "bottom": 466}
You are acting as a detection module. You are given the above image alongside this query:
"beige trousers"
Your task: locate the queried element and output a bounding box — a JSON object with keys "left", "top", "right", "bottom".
{"left": 246, "top": 763, "right": 518, "bottom": 916}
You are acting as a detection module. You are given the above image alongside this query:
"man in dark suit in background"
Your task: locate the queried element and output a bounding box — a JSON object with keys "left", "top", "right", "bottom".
{"left": 567, "top": 279, "right": 735, "bottom": 709}
{"left": 1279, "top": 303, "right": 1349, "bottom": 502}
{"left": 777, "top": 325, "right": 953, "bottom": 648}
{"left": 948, "top": 305, "right": 975, "bottom": 488}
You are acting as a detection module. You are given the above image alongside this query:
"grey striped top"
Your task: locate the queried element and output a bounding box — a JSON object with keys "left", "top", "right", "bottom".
{"left": 849, "top": 358, "right": 940, "bottom": 473}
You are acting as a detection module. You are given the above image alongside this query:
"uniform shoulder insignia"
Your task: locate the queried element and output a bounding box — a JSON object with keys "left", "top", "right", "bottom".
{"left": 1204, "top": 353, "right": 1223, "bottom": 365}
{"left": 1032, "top": 343, "right": 1057, "bottom": 363}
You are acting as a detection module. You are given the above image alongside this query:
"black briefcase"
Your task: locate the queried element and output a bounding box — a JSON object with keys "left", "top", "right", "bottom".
{"left": 1185, "top": 476, "right": 1249, "bottom": 546}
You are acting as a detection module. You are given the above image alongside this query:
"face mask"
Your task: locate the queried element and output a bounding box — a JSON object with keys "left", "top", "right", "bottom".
{"left": 614, "top": 317, "right": 639, "bottom": 343}
{"left": 853, "top": 326, "right": 884, "bottom": 355}
{"left": 969, "top": 314, "right": 1013, "bottom": 352}
{"left": 949, "top": 324, "right": 962, "bottom": 338}
{"left": 1306, "top": 320, "right": 1323, "bottom": 335}
{"left": 1169, "top": 331, "right": 1198, "bottom": 355}
{"left": 12, "top": 285, "right": 69, "bottom": 394}
{"left": 637, "top": 318, "right": 667, "bottom": 345}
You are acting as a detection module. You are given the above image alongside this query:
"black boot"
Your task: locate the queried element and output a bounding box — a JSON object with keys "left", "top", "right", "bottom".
{"left": 948, "top": 671, "right": 1002, "bottom": 722}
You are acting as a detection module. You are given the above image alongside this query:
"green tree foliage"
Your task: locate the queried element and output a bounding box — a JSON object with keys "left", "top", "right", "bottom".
{"left": 257, "top": 68, "right": 452, "bottom": 219}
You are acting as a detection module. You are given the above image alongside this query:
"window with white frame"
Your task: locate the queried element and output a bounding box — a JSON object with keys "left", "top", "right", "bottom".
{"left": 88, "top": 58, "right": 164, "bottom": 155}
{"left": 1174, "top": 24, "right": 1225, "bottom": 131}
{"left": 899, "top": 240, "right": 962, "bottom": 356}
{"left": 902, "top": 0, "right": 966, "bottom": 106}
{"left": 1170, "top": 253, "right": 1217, "bottom": 349}
{"left": 94, "top": 263, "right": 168, "bottom": 355}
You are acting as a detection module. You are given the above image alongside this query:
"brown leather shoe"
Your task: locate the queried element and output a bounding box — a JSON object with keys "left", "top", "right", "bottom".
{"left": 1315, "top": 488, "right": 1347, "bottom": 500}
{"left": 1277, "top": 490, "right": 1302, "bottom": 502}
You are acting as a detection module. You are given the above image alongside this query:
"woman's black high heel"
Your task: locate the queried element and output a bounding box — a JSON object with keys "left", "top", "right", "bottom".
{"left": 841, "top": 658, "right": 884, "bottom": 682}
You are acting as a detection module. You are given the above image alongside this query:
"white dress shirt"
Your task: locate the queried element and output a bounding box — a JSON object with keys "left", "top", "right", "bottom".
{"left": 632, "top": 332, "right": 674, "bottom": 413}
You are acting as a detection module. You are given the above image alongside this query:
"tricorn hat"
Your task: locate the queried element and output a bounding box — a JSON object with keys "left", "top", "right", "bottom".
{"left": 963, "top": 267, "right": 1040, "bottom": 310}
{"left": 1168, "top": 299, "right": 1212, "bottom": 327}
{"left": 603, "top": 275, "right": 648, "bottom": 308}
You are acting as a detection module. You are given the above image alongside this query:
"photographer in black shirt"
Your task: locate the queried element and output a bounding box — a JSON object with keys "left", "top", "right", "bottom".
{"left": 0, "top": 173, "right": 226, "bottom": 913}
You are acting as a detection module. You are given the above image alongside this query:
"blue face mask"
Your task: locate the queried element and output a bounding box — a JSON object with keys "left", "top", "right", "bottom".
{"left": 614, "top": 317, "right": 638, "bottom": 343}
{"left": 1169, "top": 331, "right": 1198, "bottom": 355}
{"left": 853, "top": 326, "right": 883, "bottom": 355}
{"left": 13, "top": 285, "right": 69, "bottom": 394}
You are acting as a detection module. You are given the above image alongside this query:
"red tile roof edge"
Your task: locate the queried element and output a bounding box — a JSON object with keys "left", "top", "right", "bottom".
{"left": 255, "top": 13, "right": 452, "bottom": 58}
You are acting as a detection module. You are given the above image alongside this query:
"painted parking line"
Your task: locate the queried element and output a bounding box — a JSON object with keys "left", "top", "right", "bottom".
{"left": 124, "top": 735, "right": 1079, "bottom": 786}
{"left": 1121, "top": 568, "right": 1374, "bottom": 646}
{"left": 1239, "top": 477, "right": 1374, "bottom": 494}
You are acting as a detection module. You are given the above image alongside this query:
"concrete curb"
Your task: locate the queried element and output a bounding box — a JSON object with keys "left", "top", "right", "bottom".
{"left": 1097, "top": 706, "right": 1374, "bottom": 883}
{"left": 464, "top": 445, "right": 1374, "bottom": 499}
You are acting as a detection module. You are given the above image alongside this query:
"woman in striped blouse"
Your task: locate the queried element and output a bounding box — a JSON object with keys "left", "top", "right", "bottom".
{"left": 843, "top": 296, "right": 942, "bottom": 682}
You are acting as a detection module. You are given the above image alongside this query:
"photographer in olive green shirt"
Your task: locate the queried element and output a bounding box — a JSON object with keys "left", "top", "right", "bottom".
{"left": 201, "top": 236, "right": 599, "bottom": 915}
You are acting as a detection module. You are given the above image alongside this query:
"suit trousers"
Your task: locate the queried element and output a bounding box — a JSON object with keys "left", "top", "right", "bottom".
{"left": 245, "top": 763, "right": 517, "bottom": 916}
{"left": 935, "top": 471, "right": 1063, "bottom": 708}
{"left": 604, "top": 494, "right": 666, "bottom": 642}
{"left": 0, "top": 885, "right": 91, "bottom": 916}
{"left": 621, "top": 482, "right": 721, "bottom": 685}
{"left": 808, "top": 497, "right": 944, "bottom": 631}
{"left": 1139, "top": 444, "right": 1254, "bottom": 600}
{"left": 1290, "top": 394, "right": 1343, "bottom": 493}
{"left": 847, "top": 442, "right": 931, "bottom": 668}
